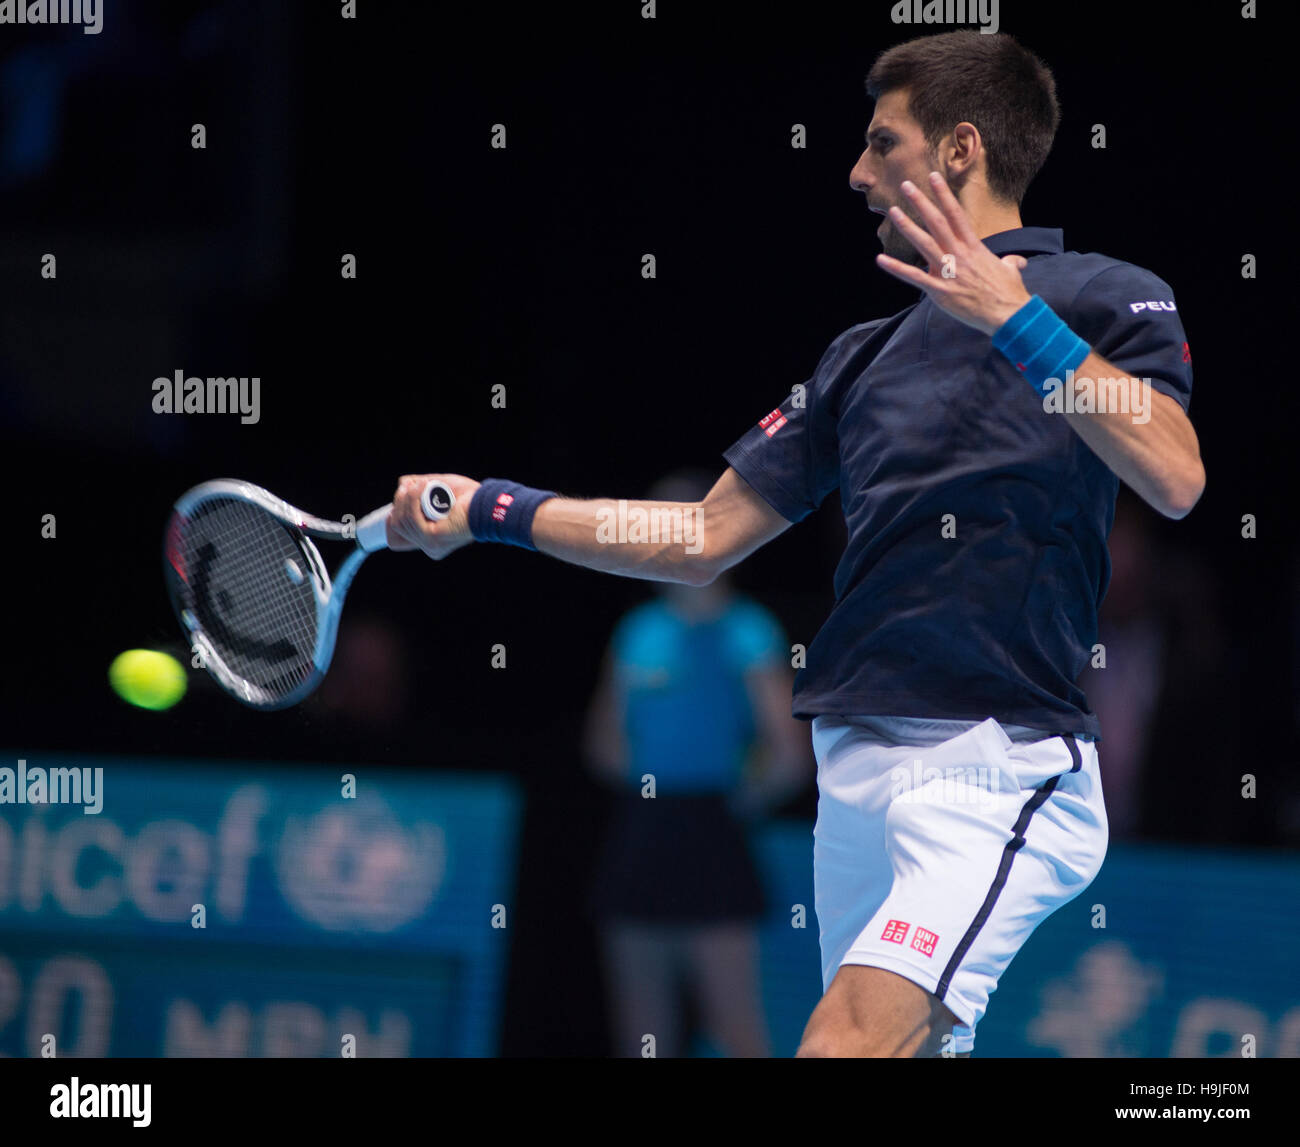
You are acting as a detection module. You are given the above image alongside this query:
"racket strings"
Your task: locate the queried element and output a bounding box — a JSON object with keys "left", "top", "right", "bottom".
{"left": 172, "top": 497, "right": 321, "bottom": 702}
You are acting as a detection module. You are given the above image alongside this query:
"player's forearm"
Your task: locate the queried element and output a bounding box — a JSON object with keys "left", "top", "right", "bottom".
{"left": 531, "top": 497, "right": 713, "bottom": 584}
{"left": 1058, "top": 350, "right": 1206, "bottom": 519}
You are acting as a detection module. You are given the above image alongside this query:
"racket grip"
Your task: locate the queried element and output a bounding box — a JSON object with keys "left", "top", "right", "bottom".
{"left": 356, "top": 505, "right": 393, "bottom": 552}
{"left": 420, "top": 480, "right": 456, "bottom": 521}
{"left": 355, "top": 481, "right": 456, "bottom": 553}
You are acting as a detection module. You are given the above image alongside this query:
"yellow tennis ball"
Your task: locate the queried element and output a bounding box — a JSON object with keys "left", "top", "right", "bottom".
{"left": 109, "top": 649, "right": 187, "bottom": 711}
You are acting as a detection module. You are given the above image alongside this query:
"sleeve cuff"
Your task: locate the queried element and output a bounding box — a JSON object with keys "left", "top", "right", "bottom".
{"left": 722, "top": 443, "right": 810, "bottom": 523}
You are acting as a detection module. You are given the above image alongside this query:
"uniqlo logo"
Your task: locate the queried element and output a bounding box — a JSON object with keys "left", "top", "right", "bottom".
{"left": 763, "top": 415, "right": 788, "bottom": 437}
{"left": 492, "top": 492, "right": 514, "bottom": 523}
{"left": 911, "top": 927, "right": 939, "bottom": 958}
{"left": 758, "top": 408, "right": 783, "bottom": 429}
{"left": 881, "top": 919, "right": 910, "bottom": 945}
{"left": 1182, "top": 340, "right": 1192, "bottom": 364}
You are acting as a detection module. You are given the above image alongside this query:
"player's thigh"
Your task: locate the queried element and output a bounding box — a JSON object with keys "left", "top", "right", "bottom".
{"left": 796, "top": 964, "right": 960, "bottom": 1058}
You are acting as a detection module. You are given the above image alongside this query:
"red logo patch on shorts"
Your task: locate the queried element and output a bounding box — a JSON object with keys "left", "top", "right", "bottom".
{"left": 881, "top": 919, "right": 910, "bottom": 944}
{"left": 911, "top": 927, "right": 939, "bottom": 958}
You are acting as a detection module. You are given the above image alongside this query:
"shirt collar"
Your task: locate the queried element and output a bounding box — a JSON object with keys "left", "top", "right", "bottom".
{"left": 980, "top": 226, "right": 1063, "bottom": 257}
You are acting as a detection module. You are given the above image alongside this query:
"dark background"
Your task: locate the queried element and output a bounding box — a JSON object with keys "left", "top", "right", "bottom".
{"left": 2, "top": 0, "right": 1296, "bottom": 1055}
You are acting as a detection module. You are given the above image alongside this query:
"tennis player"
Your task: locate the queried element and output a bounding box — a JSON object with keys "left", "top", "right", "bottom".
{"left": 384, "top": 30, "right": 1204, "bottom": 1057}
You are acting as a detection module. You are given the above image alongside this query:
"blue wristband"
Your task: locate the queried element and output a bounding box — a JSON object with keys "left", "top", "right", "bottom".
{"left": 992, "top": 295, "right": 1091, "bottom": 397}
{"left": 468, "top": 478, "right": 558, "bottom": 550}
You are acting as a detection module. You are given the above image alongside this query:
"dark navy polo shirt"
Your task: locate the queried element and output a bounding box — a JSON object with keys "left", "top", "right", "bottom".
{"left": 722, "top": 226, "right": 1193, "bottom": 738}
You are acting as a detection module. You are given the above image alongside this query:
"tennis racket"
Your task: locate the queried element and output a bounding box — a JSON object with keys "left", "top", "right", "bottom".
{"left": 163, "top": 478, "right": 454, "bottom": 710}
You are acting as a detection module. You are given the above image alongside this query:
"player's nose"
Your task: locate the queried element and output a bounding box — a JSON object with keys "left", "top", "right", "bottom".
{"left": 849, "top": 151, "right": 872, "bottom": 193}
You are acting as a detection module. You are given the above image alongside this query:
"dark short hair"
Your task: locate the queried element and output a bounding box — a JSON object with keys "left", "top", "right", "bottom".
{"left": 865, "top": 30, "right": 1060, "bottom": 205}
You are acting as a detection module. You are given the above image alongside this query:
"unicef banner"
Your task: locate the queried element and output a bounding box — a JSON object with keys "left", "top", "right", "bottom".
{"left": 754, "top": 826, "right": 1300, "bottom": 1058}
{"left": 0, "top": 755, "right": 521, "bottom": 1057}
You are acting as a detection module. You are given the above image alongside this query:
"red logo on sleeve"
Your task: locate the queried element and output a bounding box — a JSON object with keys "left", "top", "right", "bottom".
{"left": 758, "top": 408, "right": 783, "bottom": 429}
{"left": 881, "top": 919, "right": 910, "bottom": 944}
{"left": 911, "top": 927, "right": 939, "bottom": 958}
{"left": 1182, "top": 341, "right": 1192, "bottom": 364}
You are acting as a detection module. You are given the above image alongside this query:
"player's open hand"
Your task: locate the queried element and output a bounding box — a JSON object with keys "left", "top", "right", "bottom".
{"left": 386, "top": 473, "right": 480, "bottom": 559}
{"left": 876, "top": 171, "right": 1032, "bottom": 336}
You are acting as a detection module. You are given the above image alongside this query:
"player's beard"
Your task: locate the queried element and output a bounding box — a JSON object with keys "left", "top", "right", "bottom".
{"left": 879, "top": 162, "right": 967, "bottom": 269}
{"left": 879, "top": 211, "right": 928, "bottom": 268}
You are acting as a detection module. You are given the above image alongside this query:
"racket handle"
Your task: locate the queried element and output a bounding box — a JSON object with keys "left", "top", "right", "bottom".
{"left": 355, "top": 480, "right": 457, "bottom": 553}
{"left": 420, "top": 480, "right": 456, "bottom": 522}
{"left": 356, "top": 505, "right": 394, "bottom": 552}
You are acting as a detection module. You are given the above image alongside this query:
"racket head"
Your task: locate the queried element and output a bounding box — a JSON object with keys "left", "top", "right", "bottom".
{"left": 163, "top": 480, "right": 345, "bottom": 710}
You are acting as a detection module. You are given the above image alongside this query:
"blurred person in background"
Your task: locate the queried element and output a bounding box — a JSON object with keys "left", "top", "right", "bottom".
{"left": 308, "top": 613, "right": 414, "bottom": 760}
{"left": 1085, "top": 491, "right": 1248, "bottom": 843}
{"left": 583, "top": 469, "right": 810, "bottom": 1058}
{"left": 1134, "top": 534, "right": 1244, "bottom": 843}
{"left": 1084, "top": 492, "right": 1165, "bottom": 838}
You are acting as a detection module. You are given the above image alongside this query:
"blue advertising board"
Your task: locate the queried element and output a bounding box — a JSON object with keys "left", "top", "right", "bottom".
{"left": 0, "top": 755, "right": 521, "bottom": 1057}
{"left": 5, "top": 755, "right": 1294, "bottom": 1058}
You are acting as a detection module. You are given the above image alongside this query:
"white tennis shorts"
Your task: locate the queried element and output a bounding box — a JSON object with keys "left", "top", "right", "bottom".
{"left": 811, "top": 714, "right": 1108, "bottom": 1054}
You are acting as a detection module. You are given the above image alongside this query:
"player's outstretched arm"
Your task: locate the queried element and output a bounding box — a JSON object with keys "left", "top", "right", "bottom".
{"left": 532, "top": 467, "right": 791, "bottom": 584}
{"left": 384, "top": 467, "right": 792, "bottom": 585}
